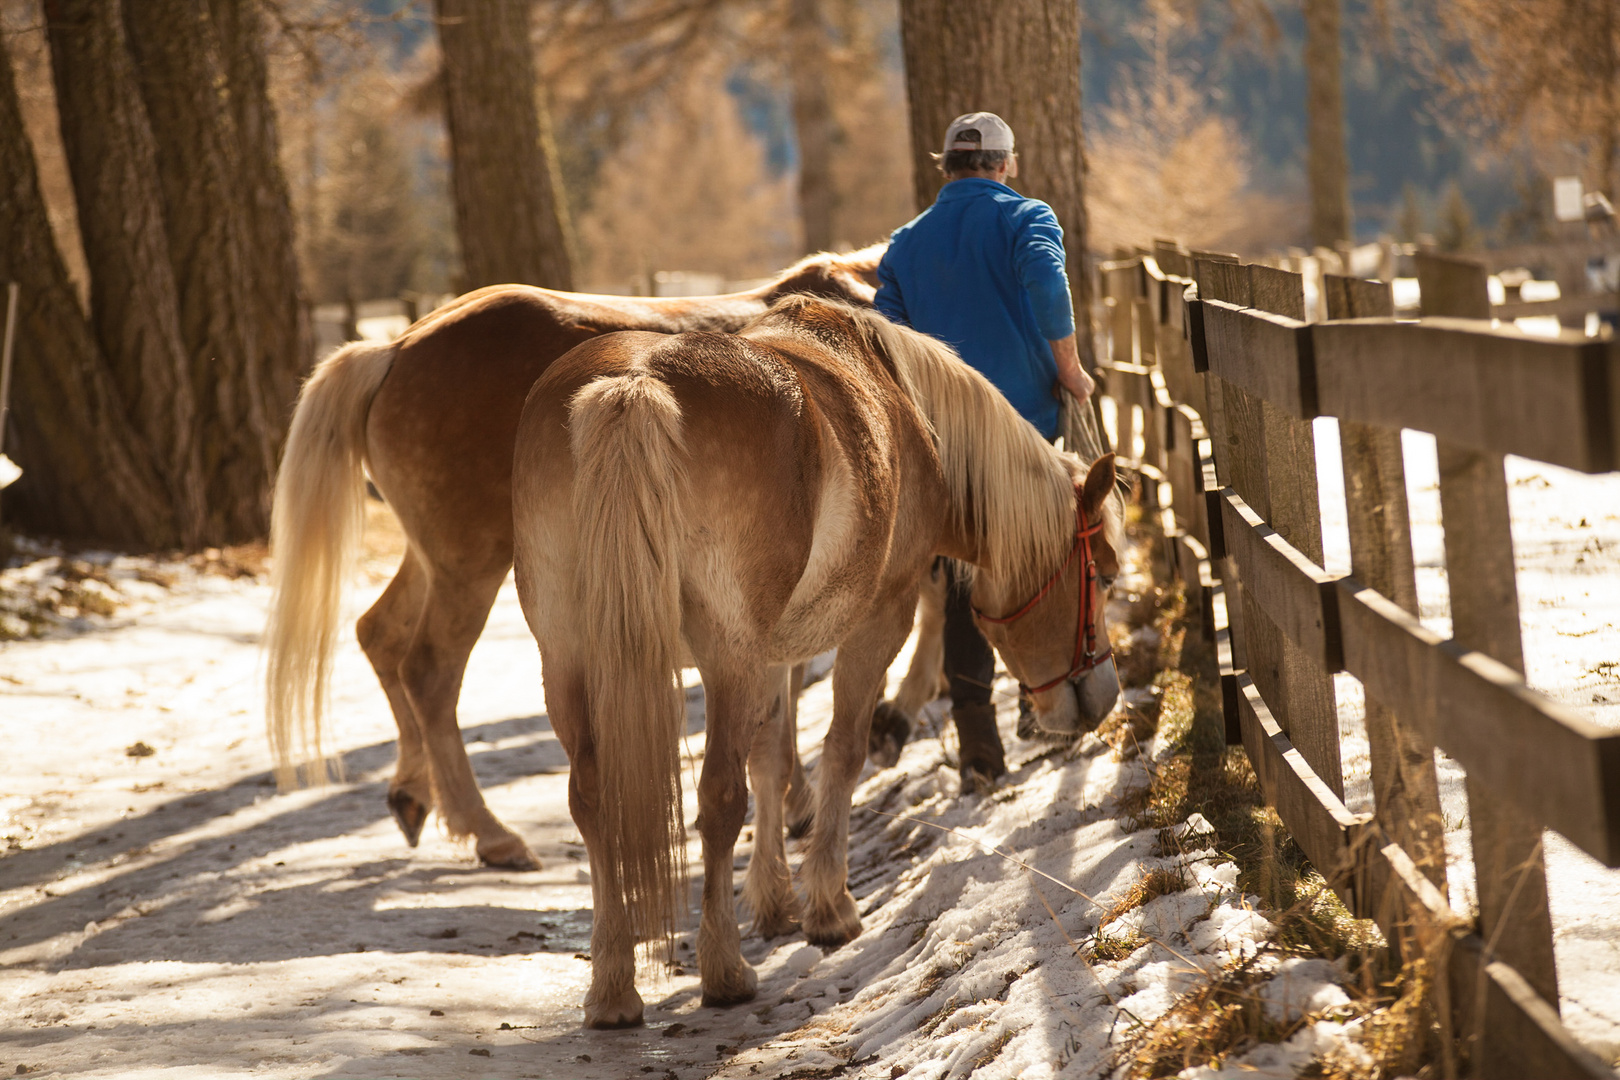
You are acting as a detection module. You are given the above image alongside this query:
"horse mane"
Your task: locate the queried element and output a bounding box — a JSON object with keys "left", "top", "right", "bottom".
{"left": 761, "top": 243, "right": 887, "bottom": 305}
{"left": 756, "top": 295, "right": 1117, "bottom": 589}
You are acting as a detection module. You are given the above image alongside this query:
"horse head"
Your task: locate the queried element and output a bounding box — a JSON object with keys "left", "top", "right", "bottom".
{"left": 970, "top": 453, "right": 1122, "bottom": 736}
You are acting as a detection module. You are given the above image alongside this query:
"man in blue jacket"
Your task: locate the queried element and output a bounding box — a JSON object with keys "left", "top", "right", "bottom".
{"left": 874, "top": 112, "right": 1093, "bottom": 790}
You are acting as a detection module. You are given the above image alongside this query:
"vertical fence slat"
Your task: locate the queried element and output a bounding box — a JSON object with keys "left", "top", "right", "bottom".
{"left": 1323, "top": 274, "right": 1450, "bottom": 921}
{"left": 1416, "top": 252, "right": 1561, "bottom": 1014}
{"left": 1227, "top": 265, "right": 1344, "bottom": 799}
{"left": 1195, "top": 259, "right": 1249, "bottom": 675}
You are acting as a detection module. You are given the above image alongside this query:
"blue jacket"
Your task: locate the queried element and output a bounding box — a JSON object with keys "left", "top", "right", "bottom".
{"left": 875, "top": 177, "right": 1075, "bottom": 439}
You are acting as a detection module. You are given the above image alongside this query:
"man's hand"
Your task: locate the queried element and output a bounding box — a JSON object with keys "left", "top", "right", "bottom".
{"left": 1049, "top": 334, "right": 1094, "bottom": 403}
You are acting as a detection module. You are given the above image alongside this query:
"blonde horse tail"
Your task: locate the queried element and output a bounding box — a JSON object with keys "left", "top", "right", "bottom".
{"left": 569, "top": 370, "right": 689, "bottom": 946}
{"left": 265, "top": 340, "right": 397, "bottom": 790}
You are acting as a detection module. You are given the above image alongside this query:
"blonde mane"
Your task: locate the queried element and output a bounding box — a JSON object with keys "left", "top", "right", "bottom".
{"left": 759, "top": 243, "right": 887, "bottom": 305}
{"left": 775, "top": 241, "right": 887, "bottom": 282}
{"left": 848, "top": 305, "right": 1098, "bottom": 588}
{"left": 748, "top": 296, "right": 1122, "bottom": 587}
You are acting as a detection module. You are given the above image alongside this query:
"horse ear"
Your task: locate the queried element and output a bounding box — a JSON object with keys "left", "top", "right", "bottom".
{"left": 1079, "top": 453, "right": 1117, "bottom": 518}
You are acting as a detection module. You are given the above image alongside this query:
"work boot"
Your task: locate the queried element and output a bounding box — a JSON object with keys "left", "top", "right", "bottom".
{"left": 952, "top": 701, "right": 1005, "bottom": 793}
{"left": 869, "top": 700, "right": 911, "bottom": 769}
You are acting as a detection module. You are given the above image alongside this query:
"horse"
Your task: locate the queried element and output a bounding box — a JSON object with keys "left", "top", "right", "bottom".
{"left": 264, "top": 247, "right": 884, "bottom": 870}
{"left": 510, "top": 294, "right": 1120, "bottom": 1027}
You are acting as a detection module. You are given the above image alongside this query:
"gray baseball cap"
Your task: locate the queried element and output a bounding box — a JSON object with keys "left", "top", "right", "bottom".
{"left": 942, "top": 112, "right": 1015, "bottom": 154}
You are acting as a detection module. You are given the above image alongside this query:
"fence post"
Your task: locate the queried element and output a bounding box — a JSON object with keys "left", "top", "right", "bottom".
{"left": 1414, "top": 252, "right": 1561, "bottom": 1018}
{"left": 0, "top": 282, "right": 18, "bottom": 529}
{"left": 1105, "top": 265, "right": 1141, "bottom": 462}
{"left": 1194, "top": 257, "right": 1247, "bottom": 680}
{"left": 1200, "top": 259, "right": 1344, "bottom": 795}
{"left": 1245, "top": 264, "right": 1344, "bottom": 799}
{"left": 1322, "top": 273, "right": 1449, "bottom": 930}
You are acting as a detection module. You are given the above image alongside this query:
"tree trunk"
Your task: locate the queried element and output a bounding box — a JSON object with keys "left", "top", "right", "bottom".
{"left": 45, "top": 0, "right": 205, "bottom": 546}
{"left": 0, "top": 24, "right": 176, "bottom": 545}
{"left": 209, "top": 0, "right": 311, "bottom": 449}
{"left": 1304, "top": 0, "right": 1352, "bottom": 249}
{"left": 788, "top": 0, "right": 836, "bottom": 253}
{"left": 897, "top": 0, "right": 1095, "bottom": 366}
{"left": 435, "top": 0, "right": 575, "bottom": 290}
{"left": 124, "top": 0, "right": 273, "bottom": 541}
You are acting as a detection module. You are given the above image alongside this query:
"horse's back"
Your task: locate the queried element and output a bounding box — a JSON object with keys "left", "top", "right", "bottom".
{"left": 515, "top": 322, "right": 936, "bottom": 665}
{"left": 363, "top": 287, "right": 762, "bottom": 561}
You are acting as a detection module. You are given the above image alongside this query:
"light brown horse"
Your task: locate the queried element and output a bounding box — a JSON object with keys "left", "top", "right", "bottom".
{"left": 264, "top": 249, "right": 883, "bottom": 869}
{"left": 511, "top": 295, "right": 1120, "bottom": 1027}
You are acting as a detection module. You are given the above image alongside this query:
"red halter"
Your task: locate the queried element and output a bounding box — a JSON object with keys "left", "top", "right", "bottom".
{"left": 971, "top": 490, "right": 1112, "bottom": 695}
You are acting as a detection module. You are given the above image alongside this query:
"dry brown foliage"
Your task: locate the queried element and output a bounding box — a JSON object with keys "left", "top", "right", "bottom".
{"left": 1086, "top": 3, "right": 1304, "bottom": 257}
{"left": 1389, "top": 0, "right": 1620, "bottom": 198}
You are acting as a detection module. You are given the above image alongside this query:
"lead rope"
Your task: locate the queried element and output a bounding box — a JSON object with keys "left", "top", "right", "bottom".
{"left": 1059, "top": 385, "right": 1109, "bottom": 466}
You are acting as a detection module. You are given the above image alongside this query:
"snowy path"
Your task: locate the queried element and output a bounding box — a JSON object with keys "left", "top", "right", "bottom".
{"left": 2, "top": 522, "right": 1358, "bottom": 1078}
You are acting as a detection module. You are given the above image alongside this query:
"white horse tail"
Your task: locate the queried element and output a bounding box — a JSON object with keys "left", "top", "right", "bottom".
{"left": 265, "top": 340, "right": 397, "bottom": 789}
{"left": 568, "top": 370, "right": 689, "bottom": 946}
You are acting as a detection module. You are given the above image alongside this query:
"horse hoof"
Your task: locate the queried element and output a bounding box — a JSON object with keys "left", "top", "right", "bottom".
{"left": 752, "top": 909, "right": 801, "bottom": 940}
{"left": 584, "top": 990, "right": 644, "bottom": 1029}
{"left": 803, "top": 890, "right": 861, "bottom": 948}
{"left": 387, "top": 788, "right": 430, "bottom": 847}
{"left": 477, "top": 835, "right": 541, "bottom": 871}
{"left": 868, "top": 700, "right": 911, "bottom": 768}
{"left": 700, "top": 962, "right": 758, "bottom": 1007}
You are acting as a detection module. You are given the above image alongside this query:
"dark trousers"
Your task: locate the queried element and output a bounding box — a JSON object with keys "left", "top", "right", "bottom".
{"left": 942, "top": 559, "right": 996, "bottom": 710}
{"left": 942, "top": 427, "right": 1060, "bottom": 715}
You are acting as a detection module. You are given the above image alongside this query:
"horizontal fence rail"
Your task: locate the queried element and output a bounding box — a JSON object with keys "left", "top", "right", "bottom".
{"left": 1092, "top": 244, "right": 1620, "bottom": 1080}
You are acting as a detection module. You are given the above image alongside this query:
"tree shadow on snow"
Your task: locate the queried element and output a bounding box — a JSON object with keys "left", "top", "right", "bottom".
{"left": 0, "top": 713, "right": 585, "bottom": 967}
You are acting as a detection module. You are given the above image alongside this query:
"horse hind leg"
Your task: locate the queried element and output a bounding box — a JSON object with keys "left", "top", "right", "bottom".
{"left": 804, "top": 599, "right": 915, "bottom": 948}
{"left": 355, "top": 548, "right": 433, "bottom": 846}
{"left": 869, "top": 565, "right": 948, "bottom": 768}
{"left": 781, "top": 662, "right": 815, "bottom": 839}
{"left": 745, "top": 665, "right": 801, "bottom": 939}
{"left": 694, "top": 665, "right": 771, "bottom": 1007}
{"left": 401, "top": 562, "right": 539, "bottom": 870}
{"left": 548, "top": 657, "right": 643, "bottom": 1028}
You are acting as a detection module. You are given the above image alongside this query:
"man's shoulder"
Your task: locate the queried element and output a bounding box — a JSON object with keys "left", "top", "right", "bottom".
{"left": 988, "top": 187, "right": 1059, "bottom": 226}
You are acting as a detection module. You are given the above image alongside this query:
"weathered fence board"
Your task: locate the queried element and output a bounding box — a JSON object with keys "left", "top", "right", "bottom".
{"left": 1335, "top": 582, "right": 1620, "bottom": 867}
{"left": 1235, "top": 672, "right": 1366, "bottom": 908}
{"left": 1097, "top": 243, "right": 1620, "bottom": 1075}
{"left": 1419, "top": 257, "right": 1562, "bottom": 1008}
{"left": 1200, "top": 301, "right": 1315, "bottom": 418}
{"left": 1205, "top": 264, "right": 1343, "bottom": 799}
{"left": 1323, "top": 273, "right": 1451, "bottom": 892}
{"left": 1312, "top": 320, "right": 1617, "bottom": 474}
{"left": 1217, "top": 489, "right": 1341, "bottom": 672}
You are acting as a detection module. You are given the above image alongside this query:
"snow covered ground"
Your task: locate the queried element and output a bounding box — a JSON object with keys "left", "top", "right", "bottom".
{"left": 1, "top": 512, "right": 1378, "bottom": 1079}
{"left": 1314, "top": 423, "right": 1620, "bottom": 1062}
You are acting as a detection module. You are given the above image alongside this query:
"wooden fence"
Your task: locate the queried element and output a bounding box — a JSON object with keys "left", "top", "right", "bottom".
{"left": 1089, "top": 242, "right": 1620, "bottom": 1079}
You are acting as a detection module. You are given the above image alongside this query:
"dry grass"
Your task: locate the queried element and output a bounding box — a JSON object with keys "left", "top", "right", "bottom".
{"left": 972, "top": 1027, "right": 1018, "bottom": 1070}
{"left": 1090, "top": 931, "right": 1147, "bottom": 964}
{"left": 1101, "top": 513, "right": 1448, "bottom": 1077}
{"left": 1101, "top": 866, "right": 1194, "bottom": 930}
